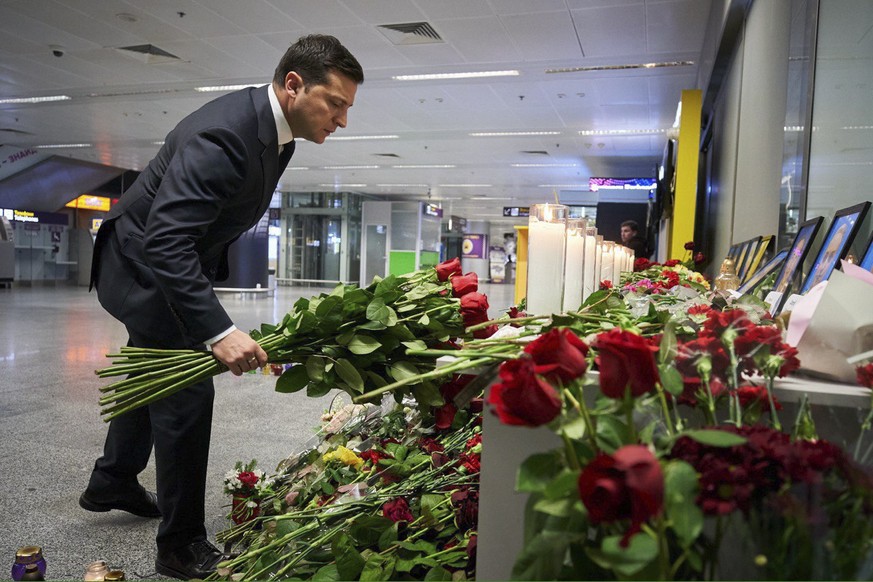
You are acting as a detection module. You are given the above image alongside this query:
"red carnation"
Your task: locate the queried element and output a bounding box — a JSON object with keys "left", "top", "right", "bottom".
{"left": 524, "top": 328, "right": 589, "bottom": 385}
{"left": 594, "top": 329, "right": 659, "bottom": 398}
{"left": 487, "top": 358, "right": 562, "bottom": 426}
{"left": 578, "top": 445, "right": 664, "bottom": 546}
{"left": 599, "top": 280, "right": 613, "bottom": 290}
{"left": 436, "top": 257, "right": 462, "bottom": 282}
{"left": 684, "top": 241, "right": 695, "bottom": 251}
{"left": 664, "top": 259, "right": 681, "bottom": 267}
{"left": 634, "top": 257, "right": 652, "bottom": 272}
{"left": 857, "top": 363, "right": 873, "bottom": 389}
{"left": 418, "top": 437, "right": 445, "bottom": 454}
{"left": 451, "top": 488, "right": 479, "bottom": 531}
{"left": 451, "top": 272, "right": 478, "bottom": 298}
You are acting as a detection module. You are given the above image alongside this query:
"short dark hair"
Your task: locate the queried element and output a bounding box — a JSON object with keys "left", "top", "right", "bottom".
{"left": 273, "top": 34, "right": 364, "bottom": 87}
{"left": 621, "top": 220, "right": 640, "bottom": 232}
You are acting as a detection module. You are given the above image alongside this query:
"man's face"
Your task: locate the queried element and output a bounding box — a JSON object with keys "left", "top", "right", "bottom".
{"left": 620, "top": 226, "right": 634, "bottom": 242}
{"left": 284, "top": 70, "right": 358, "bottom": 144}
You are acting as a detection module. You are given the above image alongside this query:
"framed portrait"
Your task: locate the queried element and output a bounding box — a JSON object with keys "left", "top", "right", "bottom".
{"left": 738, "top": 249, "right": 788, "bottom": 295}
{"left": 742, "top": 235, "right": 773, "bottom": 283}
{"left": 798, "top": 202, "right": 871, "bottom": 294}
{"left": 727, "top": 243, "right": 740, "bottom": 261}
{"left": 769, "top": 216, "right": 824, "bottom": 304}
{"left": 735, "top": 237, "right": 761, "bottom": 282}
{"left": 860, "top": 231, "right": 873, "bottom": 272}
{"left": 732, "top": 238, "right": 753, "bottom": 282}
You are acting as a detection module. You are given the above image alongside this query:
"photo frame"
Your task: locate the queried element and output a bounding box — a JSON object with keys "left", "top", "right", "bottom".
{"left": 768, "top": 217, "right": 824, "bottom": 308}
{"left": 860, "top": 231, "right": 873, "bottom": 272}
{"left": 735, "top": 237, "right": 761, "bottom": 282}
{"left": 738, "top": 249, "right": 788, "bottom": 295}
{"left": 798, "top": 202, "right": 870, "bottom": 294}
{"left": 742, "top": 235, "right": 773, "bottom": 283}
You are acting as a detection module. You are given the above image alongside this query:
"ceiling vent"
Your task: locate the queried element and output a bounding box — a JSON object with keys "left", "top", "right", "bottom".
{"left": 377, "top": 22, "right": 443, "bottom": 45}
{"left": 521, "top": 150, "right": 550, "bottom": 156}
{"left": 115, "top": 44, "right": 181, "bottom": 64}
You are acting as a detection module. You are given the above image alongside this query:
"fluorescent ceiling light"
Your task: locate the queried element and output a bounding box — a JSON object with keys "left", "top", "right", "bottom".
{"left": 328, "top": 134, "right": 399, "bottom": 141}
{"left": 470, "top": 197, "right": 512, "bottom": 200}
{"left": 393, "top": 70, "right": 518, "bottom": 81}
{"left": 470, "top": 131, "right": 561, "bottom": 137}
{"left": 286, "top": 166, "right": 309, "bottom": 170}
{"left": 323, "top": 165, "right": 380, "bottom": 170}
{"left": 0, "top": 95, "right": 71, "bottom": 105}
{"left": 319, "top": 183, "right": 367, "bottom": 188}
{"left": 841, "top": 125, "right": 873, "bottom": 130}
{"left": 546, "top": 61, "right": 694, "bottom": 74}
{"left": 438, "top": 184, "right": 492, "bottom": 187}
{"left": 194, "top": 84, "right": 266, "bottom": 92}
{"left": 37, "top": 143, "right": 92, "bottom": 148}
{"left": 392, "top": 164, "right": 456, "bottom": 169}
{"left": 510, "top": 163, "right": 578, "bottom": 168}
{"left": 376, "top": 184, "right": 429, "bottom": 187}
{"left": 578, "top": 129, "right": 666, "bottom": 136}
{"left": 538, "top": 184, "right": 584, "bottom": 188}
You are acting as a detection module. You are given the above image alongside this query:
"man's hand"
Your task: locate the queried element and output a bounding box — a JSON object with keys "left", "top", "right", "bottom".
{"left": 211, "top": 329, "right": 268, "bottom": 376}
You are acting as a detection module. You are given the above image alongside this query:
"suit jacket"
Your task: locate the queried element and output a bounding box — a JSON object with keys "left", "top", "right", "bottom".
{"left": 91, "top": 85, "right": 293, "bottom": 343}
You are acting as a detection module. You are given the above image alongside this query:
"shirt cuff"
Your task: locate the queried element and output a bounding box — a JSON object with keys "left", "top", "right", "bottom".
{"left": 204, "top": 325, "right": 236, "bottom": 347}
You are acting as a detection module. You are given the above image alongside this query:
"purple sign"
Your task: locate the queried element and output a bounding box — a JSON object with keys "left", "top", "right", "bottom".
{"left": 462, "top": 234, "right": 487, "bottom": 259}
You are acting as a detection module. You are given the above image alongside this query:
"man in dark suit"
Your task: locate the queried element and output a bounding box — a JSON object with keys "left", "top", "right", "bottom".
{"left": 620, "top": 220, "right": 649, "bottom": 260}
{"left": 79, "top": 35, "right": 363, "bottom": 580}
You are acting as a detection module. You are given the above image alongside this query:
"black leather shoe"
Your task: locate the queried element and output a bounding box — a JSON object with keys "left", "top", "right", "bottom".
{"left": 156, "top": 540, "right": 226, "bottom": 580}
{"left": 79, "top": 485, "right": 161, "bottom": 518}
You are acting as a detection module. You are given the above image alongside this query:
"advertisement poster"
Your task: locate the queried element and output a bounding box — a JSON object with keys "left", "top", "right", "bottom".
{"left": 462, "top": 234, "right": 487, "bottom": 259}
{"left": 489, "top": 245, "right": 507, "bottom": 283}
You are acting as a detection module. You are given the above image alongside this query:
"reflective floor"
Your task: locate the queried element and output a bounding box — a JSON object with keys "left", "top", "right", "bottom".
{"left": 0, "top": 281, "right": 514, "bottom": 579}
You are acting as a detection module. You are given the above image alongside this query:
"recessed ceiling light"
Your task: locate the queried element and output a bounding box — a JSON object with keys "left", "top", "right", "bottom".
{"left": 393, "top": 70, "right": 519, "bottom": 81}
{"left": 194, "top": 84, "right": 266, "bottom": 92}
{"left": 0, "top": 95, "right": 71, "bottom": 105}
{"left": 470, "top": 131, "right": 561, "bottom": 137}
{"left": 577, "top": 129, "right": 666, "bottom": 136}
{"left": 392, "top": 164, "right": 456, "bottom": 169}
{"left": 328, "top": 134, "right": 400, "bottom": 141}
{"left": 438, "top": 184, "right": 492, "bottom": 187}
{"left": 36, "top": 143, "right": 91, "bottom": 148}
{"left": 510, "top": 163, "right": 578, "bottom": 168}
{"left": 323, "top": 165, "right": 380, "bottom": 170}
{"left": 546, "top": 61, "right": 694, "bottom": 74}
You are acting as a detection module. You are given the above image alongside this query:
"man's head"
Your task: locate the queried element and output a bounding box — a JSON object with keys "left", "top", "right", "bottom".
{"left": 620, "top": 220, "right": 640, "bottom": 243}
{"left": 273, "top": 35, "right": 364, "bottom": 144}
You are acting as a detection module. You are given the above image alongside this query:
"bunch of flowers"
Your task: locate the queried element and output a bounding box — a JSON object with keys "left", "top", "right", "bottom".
{"left": 95, "top": 258, "right": 495, "bottom": 420}
{"left": 623, "top": 261, "right": 710, "bottom": 294}
{"left": 213, "top": 388, "right": 482, "bottom": 581}
{"left": 224, "top": 460, "right": 274, "bottom": 524}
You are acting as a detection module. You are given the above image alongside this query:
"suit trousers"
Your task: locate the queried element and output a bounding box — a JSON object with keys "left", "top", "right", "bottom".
{"left": 88, "top": 328, "right": 215, "bottom": 553}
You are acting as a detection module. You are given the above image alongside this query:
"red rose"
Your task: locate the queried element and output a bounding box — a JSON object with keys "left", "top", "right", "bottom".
{"left": 857, "top": 363, "right": 873, "bottom": 389}
{"left": 451, "top": 488, "right": 479, "bottom": 531}
{"left": 524, "top": 328, "right": 589, "bottom": 384}
{"left": 684, "top": 241, "right": 695, "bottom": 251}
{"left": 693, "top": 252, "right": 706, "bottom": 265}
{"left": 359, "top": 449, "right": 392, "bottom": 465}
{"left": 451, "top": 272, "right": 479, "bottom": 298}
{"left": 382, "top": 497, "right": 414, "bottom": 523}
{"left": 474, "top": 324, "right": 498, "bottom": 339}
{"left": 436, "top": 257, "right": 462, "bottom": 282}
{"left": 664, "top": 259, "right": 681, "bottom": 267}
{"left": 599, "top": 280, "right": 613, "bottom": 290}
{"left": 594, "top": 329, "right": 659, "bottom": 398}
{"left": 577, "top": 445, "right": 664, "bottom": 546}
{"left": 634, "top": 257, "right": 652, "bottom": 272}
{"left": 418, "top": 437, "right": 445, "bottom": 454}
{"left": 737, "top": 385, "right": 781, "bottom": 410}
{"left": 508, "top": 306, "right": 526, "bottom": 319}
{"left": 460, "top": 292, "right": 490, "bottom": 326}
{"left": 434, "top": 402, "right": 458, "bottom": 430}
{"left": 487, "top": 358, "right": 562, "bottom": 426}
{"left": 237, "top": 471, "right": 259, "bottom": 488}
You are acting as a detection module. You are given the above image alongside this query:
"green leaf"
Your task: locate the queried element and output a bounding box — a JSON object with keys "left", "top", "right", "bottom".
{"left": 366, "top": 298, "right": 389, "bottom": 322}
{"left": 658, "top": 321, "right": 678, "bottom": 365}
{"left": 349, "top": 334, "right": 382, "bottom": 355}
{"left": 424, "top": 566, "right": 453, "bottom": 581}
{"left": 360, "top": 553, "right": 395, "bottom": 581}
{"left": 402, "top": 339, "right": 428, "bottom": 351}
{"left": 315, "top": 295, "right": 343, "bottom": 318}
{"left": 412, "top": 382, "right": 445, "bottom": 407}
{"left": 374, "top": 274, "right": 399, "bottom": 297}
{"left": 389, "top": 361, "right": 420, "bottom": 382}
{"left": 543, "top": 469, "right": 581, "bottom": 500}
{"left": 588, "top": 534, "right": 659, "bottom": 576}
{"left": 595, "top": 414, "right": 634, "bottom": 453}
{"left": 305, "top": 356, "right": 326, "bottom": 382}
{"left": 659, "top": 365, "right": 684, "bottom": 397}
{"left": 560, "top": 415, "right": 589, "bottom": 440}
{"left": 358, "top": 320, "right": 387, "bottom": 331}
{"left": 335, "top": 358, "right": 364, "bottom": 393}
{"left": 350, "top": 515, "right": 393, "bottom": 546}
{"left": 664, "top": 460, "right": 704, "bottom": 548}
{"left": 420, "top": 493, "right": 444, "bottom": 524}
{"left": 333, "top": 532, "right": 366, "bottom": 580}
{"left": 335, "top": 330, "right": 355, "bottom": 345}
{"left": 312, "top": 564, "right": 340, "bottom": 582}
{"left": 275, "top": 365, "right": 309, "bottom": 393}
{"left": 377, "top": 522, "right": 399, "bottom": 551}
{"left": 533, "top": 496, "right": 575, "bottom": 517}
{"left": 330, "top": 283, "right": 346, "bottom": 297}
{"left": 684, "top": 429, "right": 747, "bottom": 447}
{"left": 365, "top": 371, "right": 388, "bottom": 388}
{"left": 296, "top": 309, "right": 318, "bottom": 333}
{"left": 511, "top": 530, "right": 569, "bottom": 580}
{"left": 307, "top": 380, "right": 333, "bottom": 398}
{"left": 516, "top": 452, "right": 562, "bottom": 493}
{"left": 418, "top": 313, "right": 430, "bottom": 326}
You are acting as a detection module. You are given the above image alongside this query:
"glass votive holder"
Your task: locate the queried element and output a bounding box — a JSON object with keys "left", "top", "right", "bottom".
{"left": 83, "top": 560, "right": 110, "bottom": 581}
{"left": 563, "top": 219, "right": 587, "bottom": 312}
{"left": 11, "top": 547, "right": 46, "bottom": 582}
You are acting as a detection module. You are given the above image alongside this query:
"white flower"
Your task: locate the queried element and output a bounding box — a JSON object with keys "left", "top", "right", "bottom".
{"left": 246, "top": 500, "right": 258, "bottom": 509}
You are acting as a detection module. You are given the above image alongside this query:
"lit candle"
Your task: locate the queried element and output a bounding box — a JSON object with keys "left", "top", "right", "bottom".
{"left": 563, "top": 219, "right": 586, "bottom": 312}
{"left": 582, "top": 225, "right": 598, "bottom": 300}
{"left": 601, "top": 241, "right": 615, "bottom": 287}
{"left": 526, "top": 204, "right": 567, "bottom": 315}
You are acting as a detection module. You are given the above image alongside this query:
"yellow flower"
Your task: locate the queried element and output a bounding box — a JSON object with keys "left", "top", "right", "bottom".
{"left": 322, "top": 446, "right": 363, "bottom": 470}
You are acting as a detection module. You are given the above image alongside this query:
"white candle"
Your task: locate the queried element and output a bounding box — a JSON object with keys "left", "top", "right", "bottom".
{"left": 562, "top": 220, "right": 586, "bottom": 312}
{"left": 582, "top": 227, "right": 598, "bottom": 300}
{"left": 593, "top": 235, "right": 603, "bottom": 289}
{"left": 601, "top": 241, "right": 615, "bottom": 286}
{"left": 526, "top": 204, "right": 567, "bottom": 315}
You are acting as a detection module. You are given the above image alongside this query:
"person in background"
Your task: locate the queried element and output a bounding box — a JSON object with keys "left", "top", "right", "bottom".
{"left": 620, "top": 220, "right": 649, "bottom": 259}
{"left": 79, "top": 35, "right": 363, "bottom": 580}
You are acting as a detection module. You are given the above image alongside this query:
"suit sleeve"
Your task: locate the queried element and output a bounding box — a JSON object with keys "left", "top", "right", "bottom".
{"left": 142, "top": 127, "right": 248, "bottom": 343}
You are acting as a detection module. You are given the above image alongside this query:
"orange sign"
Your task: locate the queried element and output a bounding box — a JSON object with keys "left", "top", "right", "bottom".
{"left": 65, "top": 194, "right": 111, "bottom": 211}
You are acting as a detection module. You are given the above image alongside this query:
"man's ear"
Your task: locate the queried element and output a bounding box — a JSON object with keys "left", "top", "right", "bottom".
{"left": 284, "top": 71, "right": 304, "bottom": 97}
